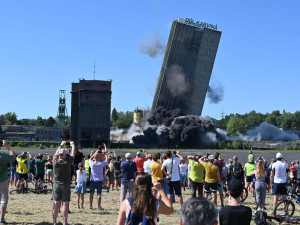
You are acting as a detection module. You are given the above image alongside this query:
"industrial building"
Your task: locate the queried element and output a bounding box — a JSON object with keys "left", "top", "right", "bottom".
{"left": 70, "top": 79, "right": 112, "bottom": 148}
{"left": 152, "top": 18, "right": 222, "bottom": 116}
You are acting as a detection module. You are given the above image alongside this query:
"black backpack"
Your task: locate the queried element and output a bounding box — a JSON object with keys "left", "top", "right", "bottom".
{"left": 232, "top": 163, "right": 243, "bottom": 179}
{"left": 254, "top": 210, "right": 268, "bottom": 225}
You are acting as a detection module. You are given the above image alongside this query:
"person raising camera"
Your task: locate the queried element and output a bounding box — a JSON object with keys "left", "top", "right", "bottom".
{"left": 16, "top": 151, "right": 32, "bottom": 190}
{"left": 162, "top": 151, "right": 184, "bottom": 208}
{"left": 52, "top": 141, "right": 75, "bottom": 225}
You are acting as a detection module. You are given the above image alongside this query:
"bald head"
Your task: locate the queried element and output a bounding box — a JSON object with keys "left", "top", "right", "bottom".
{"left": 233, "top": 156, "right": 238, "bottom": 162}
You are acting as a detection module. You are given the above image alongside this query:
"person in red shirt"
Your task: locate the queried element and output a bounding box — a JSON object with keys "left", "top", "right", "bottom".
{"left": 133, "top": 150, "right": 147, "bottom": 174}
{"left": 289, "top": 161, "right": 297, "bottom": 180}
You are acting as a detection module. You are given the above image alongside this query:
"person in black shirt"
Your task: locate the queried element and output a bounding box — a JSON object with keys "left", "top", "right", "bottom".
{"left": 219, "top": 179, "right": 252, "bottom": 225}
{"left": 113, "top": 153, "right": 122, "bottom": 191}
{"left": 73, "top": 147, "right": 84, "bottom": 183}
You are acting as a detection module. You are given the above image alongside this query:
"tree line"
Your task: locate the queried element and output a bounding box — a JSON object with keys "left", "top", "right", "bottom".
{"left": 2, "top": 109, "right": 300, "bottom": 133}
{"left": 0, "top": 112, "right": 60, "bottom": 127}
{"left": 213, "top": 110, "right": 300, "bottom": 136}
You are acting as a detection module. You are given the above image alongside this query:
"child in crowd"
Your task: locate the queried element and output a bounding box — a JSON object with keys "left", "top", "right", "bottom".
{"left": 74, "top": 162, "right": 87, "bottom": 209}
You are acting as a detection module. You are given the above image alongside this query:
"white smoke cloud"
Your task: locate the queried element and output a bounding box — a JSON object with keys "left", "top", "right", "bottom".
{"left": 222, "top": 122, "right": 299, "bottom": 142}
{"left": 166, "top": 65, "right": 190, "bottom": 97}
{"left": 110, "top": 124, "right": 143, "bottom": 143}
{"left": 139, "top": 31, "right": 166, "bottom": 58}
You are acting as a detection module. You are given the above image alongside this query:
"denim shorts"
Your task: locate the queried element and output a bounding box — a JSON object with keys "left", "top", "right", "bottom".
{"left": 74, "top": 182, "right": 88, "bottom": 194}
{"left": 89, "top": 180, "right": 103, "bottom": 195}
{"left": 10, "top": 168, "right": 17, "bottom": 179}
{"left": 179, "top": 174, "right": 187, "bottom": 184}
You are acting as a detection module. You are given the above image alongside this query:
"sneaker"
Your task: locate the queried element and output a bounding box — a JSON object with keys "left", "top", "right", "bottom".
{"left": 89, "top": 206, "right": 93, "bottom": 210}
{"left": 0, "top": 218, "right": 7, "bottom": 224}
{"left": 98, "top": 206, "right": 104, "bottom": 210}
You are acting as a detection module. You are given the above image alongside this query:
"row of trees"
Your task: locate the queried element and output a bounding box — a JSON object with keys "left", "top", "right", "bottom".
{"left": 2, "top": 109, "right": 300, "bottom": 132}
{"left": 0, "top": 112, "right": 59, "bottom": 127}
{"left": 214, "top": 110, "right": 300, "bottom": 136}
{"left": 111, "top": 108, "right": 133, "bottom": 128}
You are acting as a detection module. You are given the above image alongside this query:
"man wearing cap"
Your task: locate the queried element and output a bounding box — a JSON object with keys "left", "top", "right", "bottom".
{"left": 120, "top": 153, "right": 137, "bottom": 205}
{"left": 133, "top": 150, "right": 147, "bottom": 174}
{"left": 199, "top": 154, "right": 221, "bottom": 206}
{"left": 244, "top": 154, "right": 256, "bottom": 195}
{"left": 270, "top": 152, "right": 288, "bottom": 211}
{"left": 0, "top": 140, "right": 16, "bottom": 224}
{"left": 219, "top": 179, "right": 252, "bottom": 225}
{"left": 52, "top": 141, "right": 75, "bottom": 225}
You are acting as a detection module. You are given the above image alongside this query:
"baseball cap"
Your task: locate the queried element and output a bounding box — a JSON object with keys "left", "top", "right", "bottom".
{"left": 136, "top": 151, "right": 141, "bottom": 156}
{"left": 276, "top": 152, "right": 283, "bottom": 159}
{"left": 125, "top": 153, "right": 132, "bottom": 158}
{"left": 208, "top": 154, "right": 215, "bottom": 161}
{"left": 59, "top": 149, "right": 67, "bottom": 155}
{"left": 228, "top": 179, "right": 243, "bottom": 193}
{"left": 248, "top": 154, "right": 254, "bottom": 162}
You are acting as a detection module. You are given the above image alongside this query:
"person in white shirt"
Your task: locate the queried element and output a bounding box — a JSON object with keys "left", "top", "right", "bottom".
{"left": 179, "top": 161, "right": 188, "bottom": 191}
{"left": 143, "top": 154, "right": 153, "bottom": 175}
{"left": 270, "top": 152, "right": 289, "bottom": 210}
{"left": 162, "top": 151, "right": 184, "bottom": 208}
{"left": 73, "top": 163, "right": 87, "bottom": 209}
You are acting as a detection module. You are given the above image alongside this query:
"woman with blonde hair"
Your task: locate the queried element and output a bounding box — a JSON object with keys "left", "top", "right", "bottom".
{"left": 251, "top": 160, "right": 266, "bottom": 209}
{"left": 116, "top": 172, "right": 173, "bottom": 225}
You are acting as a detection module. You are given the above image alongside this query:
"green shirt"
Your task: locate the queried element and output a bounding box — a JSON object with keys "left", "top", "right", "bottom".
{"left": 0, "top": 153, "right": 15, "bottom": 183}
{"left": 35, "top": 159, "right": 48, "bottom": 175}
{"left": 245, "top": 162, "right": 256, "bottom": 176}
{"left": 189, "top": 159, "right": 204, "bottom": 183}
{"left": 53, "top": 155, "right": 73, "bottom": 184}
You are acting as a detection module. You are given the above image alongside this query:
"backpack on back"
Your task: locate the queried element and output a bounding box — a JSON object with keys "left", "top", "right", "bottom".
{"left": 232, "top": 163, "right": 243, "bottom": 179}
{"left": 126, "top": 197, "right": 155, "bottom": 225}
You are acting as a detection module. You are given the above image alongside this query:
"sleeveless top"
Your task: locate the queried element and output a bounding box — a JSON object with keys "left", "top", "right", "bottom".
{"left": 255, "top": 172, "right": 266, "bottom": 182}
{"left": 125, "top": 197, "right": 160, "bottom": 224}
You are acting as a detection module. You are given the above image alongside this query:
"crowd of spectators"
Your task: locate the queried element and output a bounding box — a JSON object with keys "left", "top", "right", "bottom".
{"left": 1, "top": 140, "right": 300, "bottom": 225}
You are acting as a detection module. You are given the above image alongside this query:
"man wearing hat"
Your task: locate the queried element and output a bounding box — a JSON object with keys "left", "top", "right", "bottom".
{"left": 52, "top": 141, "right": 75, "bottom": 225}
{"left": 120, "top": 153, "right": 137, "bottom": 205}
{"left": 244, "top": 154, "right": 256, "bottom": 196}
{"left": 199, "top": 154, "right": 221, "bottom": 206}
{"left": 133, "top": 149, "right": 147, "bottom": 174}
{"left": 270, "top": 152, "right": 288, "bottom": 211}
{"left": 219, "top": 179, "right": 252, "bottom": 225}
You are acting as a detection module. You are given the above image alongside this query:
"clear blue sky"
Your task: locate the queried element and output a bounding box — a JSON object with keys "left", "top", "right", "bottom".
{"left": 0, "top": 1, "right": 299, "bottom": 120}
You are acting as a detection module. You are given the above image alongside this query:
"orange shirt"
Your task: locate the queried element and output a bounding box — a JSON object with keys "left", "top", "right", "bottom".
{"left": 133, "top": 157, "right": 147, "bottom": 172}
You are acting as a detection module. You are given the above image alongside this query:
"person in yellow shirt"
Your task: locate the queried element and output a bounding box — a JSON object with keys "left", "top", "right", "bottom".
{"left": 16, "top": 152, "right": 32, "bottom": 190}
{"left": 199, "top": 154, "right": 221, "bottom": 205}
{"left": 150, "top": 154, "right": 163, "bottom": 183}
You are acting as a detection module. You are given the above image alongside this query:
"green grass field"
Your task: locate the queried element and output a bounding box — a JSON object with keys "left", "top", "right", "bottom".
{"left": 5, "top": 182, "right": 299, "bottom": 225}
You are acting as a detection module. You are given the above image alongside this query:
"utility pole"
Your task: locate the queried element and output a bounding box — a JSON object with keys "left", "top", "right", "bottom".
{"left": 221, "top": 109, "right": 225, "bottom": 119}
